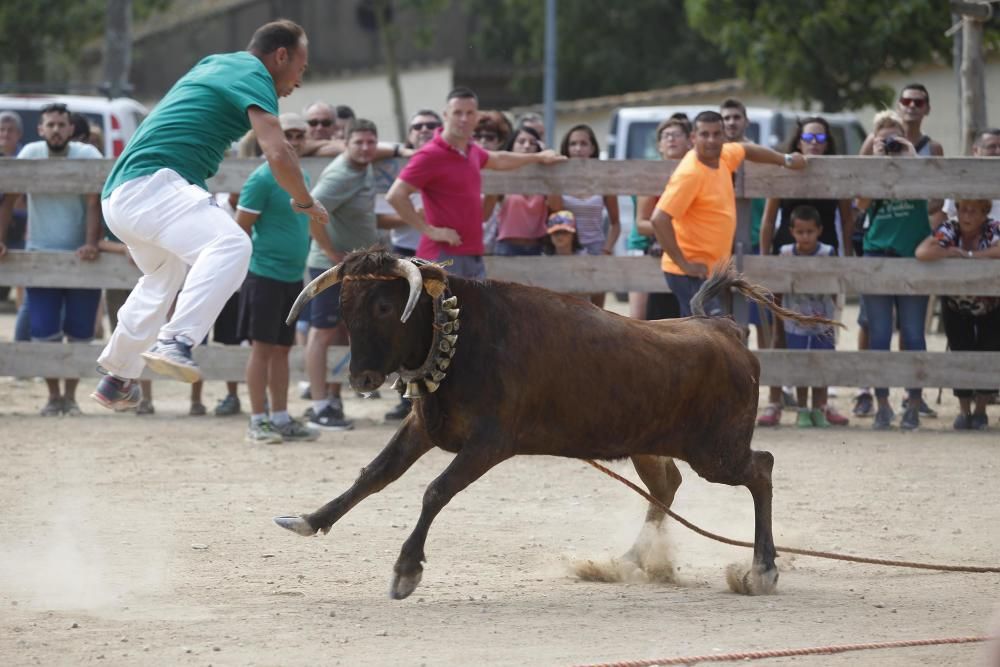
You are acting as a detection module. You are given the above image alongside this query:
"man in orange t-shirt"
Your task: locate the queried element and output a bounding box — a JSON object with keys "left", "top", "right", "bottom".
{"left": 649, "top": 110, "right": 806, "bottom": 316}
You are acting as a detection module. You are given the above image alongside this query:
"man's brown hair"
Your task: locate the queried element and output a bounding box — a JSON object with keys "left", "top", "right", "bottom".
{"left": 247, "top": 19, "right": 305, "bottom": 55}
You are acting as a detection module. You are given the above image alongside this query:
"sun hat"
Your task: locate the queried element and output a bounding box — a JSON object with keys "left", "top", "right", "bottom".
{"left": 546, "top": 210, "right": 576, "bottom": 234}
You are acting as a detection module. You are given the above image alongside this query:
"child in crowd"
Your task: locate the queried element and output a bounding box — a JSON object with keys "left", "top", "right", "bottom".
{"left": 543, "top": 210, "right": 581, "bottom": 256}
{"left": 916, "top": 198, "right": 1000, "bottom": 430}
{"left": 778, "top": 205, "right": 844, "bottom": 428}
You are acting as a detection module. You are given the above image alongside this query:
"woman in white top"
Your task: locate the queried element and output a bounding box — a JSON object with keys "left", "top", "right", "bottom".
{"left": 549, "top": 124, "right": 620, "bottom": 307}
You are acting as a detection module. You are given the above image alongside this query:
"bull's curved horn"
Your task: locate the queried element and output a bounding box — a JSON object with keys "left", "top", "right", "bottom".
{"left": 285, "top": 263, "right": 343, "bottom": 325}
{"left": 389, "top": 258, "right": 424, "bottom": 323}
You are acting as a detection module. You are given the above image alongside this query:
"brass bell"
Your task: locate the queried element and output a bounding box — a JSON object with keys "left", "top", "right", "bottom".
{"left": 431, "top": 369, "right": 446, "bottom": 382}
{"left": 441, "top": 321, "right": 455, "bottom": 334}
{"left": 391, "top": 377, "right": 405, "bottom": 392}
{"left": 442, "top": 296, "right": 458, "bottom": 309}
{"left": 443, "top": 334, "right": 458, "bottom": 346}
{"left": 444, "top": 308, "right": 460, "bottom": 320}
{"left": 437, "top": 358, "right": 450, "bottom": 370}
{"left": 423, "top": 378, "right": 440, "bottom": 393}
{"left": 439, "top": 339, "right": 452, "bottom": 353}
{"left": 403, "top": 381, "right": 424, "bottom": 399}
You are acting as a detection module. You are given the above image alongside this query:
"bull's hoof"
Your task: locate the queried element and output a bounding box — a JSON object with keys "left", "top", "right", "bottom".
{"left": 389, "top": 566, "right": 423, "bottom": 600}
{"left": 725, "top": 562, "right": 778, "bottom": 595}
{"left": 273, "top": 515, "right": 318, "bottom": 537}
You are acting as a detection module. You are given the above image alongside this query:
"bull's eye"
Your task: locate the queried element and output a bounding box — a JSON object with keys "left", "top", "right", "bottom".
{"left": 374, "top": 300, "right": 394, "bottom": 318}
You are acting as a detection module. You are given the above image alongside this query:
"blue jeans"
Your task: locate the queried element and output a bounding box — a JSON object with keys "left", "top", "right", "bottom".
{"left": 864, "top": 293, "right": 928, "bottom": 399}
{"left": 14, "top": 293, "right": 31, "bottom": 342}
{"left": 494, "top": 240, "right": 542, "bottom": 256}
{"left": 663, "top": 273, "right": 722, "bottom": 318}
{"left": 436, "top": 252, "right": 486, "bottom": 280}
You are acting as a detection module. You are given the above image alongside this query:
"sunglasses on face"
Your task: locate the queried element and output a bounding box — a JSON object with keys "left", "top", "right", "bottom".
{"left": 410, "top": 121, "right": 441, "bottom": 131}
{"left": 660, "top": 131, "right": 686, "bottom": 141}
{"left": 474, "top": 132, "right": 498, "bottom": 142}
{"left": 899, "top": 97, "right": 927, "bottom": 109}
{"left": 307, "top": 119, "right": 333, "bottom": 127}
{"left": 801, "top": 132, "right": 827, "bottom": 144}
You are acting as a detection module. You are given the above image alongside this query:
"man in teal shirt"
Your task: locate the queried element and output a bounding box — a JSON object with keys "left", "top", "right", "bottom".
{"left": 235, "top": 112, "right": 318, "bottom": 444}
{"left": 91, "top": 19, "right": 329, "bottom": 412}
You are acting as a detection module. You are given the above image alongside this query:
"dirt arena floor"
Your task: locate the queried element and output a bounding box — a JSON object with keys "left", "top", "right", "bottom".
{"left": 1, "top": 300, "right": 999, "bottom": 666}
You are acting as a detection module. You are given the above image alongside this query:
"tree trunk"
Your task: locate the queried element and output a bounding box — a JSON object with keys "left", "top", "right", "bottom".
{"left": 102, "top": 0, "right": 133, "bottom": 98}
{"left": 374, "top": 0, "right": 407, "bottom": 142}
{"left": 960, "top": 16, "right": 986, "bottom": 155}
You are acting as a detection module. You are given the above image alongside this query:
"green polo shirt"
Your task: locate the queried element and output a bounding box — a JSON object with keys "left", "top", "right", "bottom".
{"left": 103, "top": 52, "right": 278, "bottom": 197}
{"left": 238, "top": 162, "right": 312, "bottom": 283}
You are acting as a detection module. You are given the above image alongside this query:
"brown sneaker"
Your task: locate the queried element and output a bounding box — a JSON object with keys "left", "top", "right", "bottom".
{"left": 821, "top": 404, "right": 849, "bottom": 426}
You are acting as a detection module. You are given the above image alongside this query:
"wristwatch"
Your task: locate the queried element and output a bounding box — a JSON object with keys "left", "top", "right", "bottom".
{"left": 783, "top": 153, "right": 794, "bottom": 168}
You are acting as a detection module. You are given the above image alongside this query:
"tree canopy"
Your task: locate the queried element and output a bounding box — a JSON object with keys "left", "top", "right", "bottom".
{"left": 0, "top": 0, "right": 168, "bottom": 88}
{"left": 466, "top": 0, "right": 734, "bottom": 102}
{"left": 684, "top": 0, "right": 957, "bottom": 112}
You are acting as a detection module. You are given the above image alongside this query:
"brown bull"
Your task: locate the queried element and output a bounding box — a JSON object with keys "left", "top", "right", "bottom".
{"left": 275, "top": 249, "right": 834, "bottom": 600}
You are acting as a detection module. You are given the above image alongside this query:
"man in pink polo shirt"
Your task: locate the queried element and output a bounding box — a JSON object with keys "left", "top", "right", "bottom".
{"left": 386, "top": 87, "right": 565, "bottom": 278}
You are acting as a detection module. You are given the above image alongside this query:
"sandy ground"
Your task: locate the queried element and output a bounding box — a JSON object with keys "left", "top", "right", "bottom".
{"left": 1, "top": 298, "right": 999, "bottom": 667}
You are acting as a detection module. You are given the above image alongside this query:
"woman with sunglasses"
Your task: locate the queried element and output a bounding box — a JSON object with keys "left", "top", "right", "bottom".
{"left": 474, "top": 112, "right": 512, "bottom": 254}
{"left": 756, "top": 117, "right": 854, "bottom": 428}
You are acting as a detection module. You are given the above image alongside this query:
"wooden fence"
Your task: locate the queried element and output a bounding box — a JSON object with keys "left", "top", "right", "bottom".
{"left": 2, "top": 156, "right": 999, "bottom": 386}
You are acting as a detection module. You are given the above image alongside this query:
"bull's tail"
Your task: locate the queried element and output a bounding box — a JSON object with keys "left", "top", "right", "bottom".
{"left": 690, "top": 261, "right": 844, "bottom": 330}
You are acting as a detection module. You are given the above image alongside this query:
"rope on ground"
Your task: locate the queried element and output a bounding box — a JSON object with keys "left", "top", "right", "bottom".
{"left": 570, "top": 635, "right": 993, "bottom": 667}
{"left": 584, "top": 459, "right": 1000, "bottom": 573}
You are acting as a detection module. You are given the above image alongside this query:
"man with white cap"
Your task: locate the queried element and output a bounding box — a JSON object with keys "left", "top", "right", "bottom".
{"left": 233, "top": 111, "right": 318, "bottom": 444}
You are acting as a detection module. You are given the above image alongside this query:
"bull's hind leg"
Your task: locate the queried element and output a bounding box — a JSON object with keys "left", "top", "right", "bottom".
{"left": 574, "top": 456, "right": 682, "bottom": 583}
{"left": 725, "top": 449, "right": 778, "bottom": 595}
{"left": 625, "top": 456, "right": 682, "bottom": 574}
{"left": 390, "top": 447, "right": 509, "bottom": 600}
{"left": 274, "top": 419, "right": 434, "bottom": 537}
{"left": 631, "top": 455, "right": 683, "bottom": 526}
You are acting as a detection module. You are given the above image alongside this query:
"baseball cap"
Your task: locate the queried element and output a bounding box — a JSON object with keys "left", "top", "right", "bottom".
{"left": 546, "top": 210, "right": 576, "bottom": 234}
{"left": 279, "top": 112, "right": 308, "bottom": 132}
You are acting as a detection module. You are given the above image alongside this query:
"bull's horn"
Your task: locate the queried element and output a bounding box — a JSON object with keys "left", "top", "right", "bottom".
{"left": 285, "top": 263, "right": 344, "bottom": 325}
{"left": 389, "top": 259, "right": 424, "bottom": 323}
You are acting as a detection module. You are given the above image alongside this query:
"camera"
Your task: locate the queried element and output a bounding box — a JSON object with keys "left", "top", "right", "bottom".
{"left": 883, "top": 136, "right": 904, "bottom": 154}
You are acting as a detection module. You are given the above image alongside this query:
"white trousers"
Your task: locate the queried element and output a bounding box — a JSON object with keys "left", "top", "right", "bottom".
{"left": 97, "top": 169, "right": 251, "bottom": 379}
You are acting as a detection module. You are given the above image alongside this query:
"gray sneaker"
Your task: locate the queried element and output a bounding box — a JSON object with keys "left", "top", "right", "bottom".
{"left": 141, "top": 337, "right": 202, "bottom": 383}
{"left": 275, "top": 418, "right": 320, "bottom": 441}
{"left": 873, "top": 405, "right": 895, "bottom": 430}
{"left": 308, "top": 403, "right": 354, "bottom": 431}
{"left": 40, "top": 397, "right": 63, "bottom": 416}
{"left": 62, "top": 399, "right": 82, "bottom": 416}
{"left": 900, "top": 405, "right": 920, "bottom": 431}
{"left": 214, "top": 393, "right": 241, "bottom": 416}
{"left": 246, "top": 419, "right": 283, "bottom": 445}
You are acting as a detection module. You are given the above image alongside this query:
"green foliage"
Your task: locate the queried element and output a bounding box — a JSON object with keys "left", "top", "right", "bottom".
{"left": 0, "top": 0, "right": 169, "bottom": 85}
{"left": 464, "top": 0, "right": 733, "bottom": 102}
{"left": 684, "top": 0, "right": 954, "bottom": 112}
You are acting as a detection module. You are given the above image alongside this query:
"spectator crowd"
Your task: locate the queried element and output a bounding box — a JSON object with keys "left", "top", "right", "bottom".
{"left": 2, "top": 80, "right": 998, "bottom": 437}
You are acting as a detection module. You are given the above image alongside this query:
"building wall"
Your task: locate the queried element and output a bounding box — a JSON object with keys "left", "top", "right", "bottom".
{"left": 279, "top": 63, "right": 453, "bottom": 144}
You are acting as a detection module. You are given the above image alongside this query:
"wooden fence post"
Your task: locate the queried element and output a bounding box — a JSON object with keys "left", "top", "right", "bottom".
{"left": 732, "top": 164, "right": 751, "bottom": 327}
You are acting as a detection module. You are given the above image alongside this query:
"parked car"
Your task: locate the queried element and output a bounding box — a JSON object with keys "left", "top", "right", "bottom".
{"left": 607, "top": 105, "right": 867, "bottom": 251}
{"left": 0, "top": 93, "right": 148, "bottom": 157}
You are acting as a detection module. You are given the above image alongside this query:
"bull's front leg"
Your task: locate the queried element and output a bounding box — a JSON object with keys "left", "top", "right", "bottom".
{"left": 390, "top": 447, "right": 509, "bottom": 600}
{"left": 274, "top": 418, "right": 434, "bottom": 537}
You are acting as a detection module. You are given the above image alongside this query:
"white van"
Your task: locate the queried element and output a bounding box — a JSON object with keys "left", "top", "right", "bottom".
{"left": 0, "top": 94, "right": 148, "bottom": 157}
{"left": 608, "top": 105, "right": 867, "bottom": 160}
{"left": 607, "top": 105, "right": 867, "bottom": 252}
